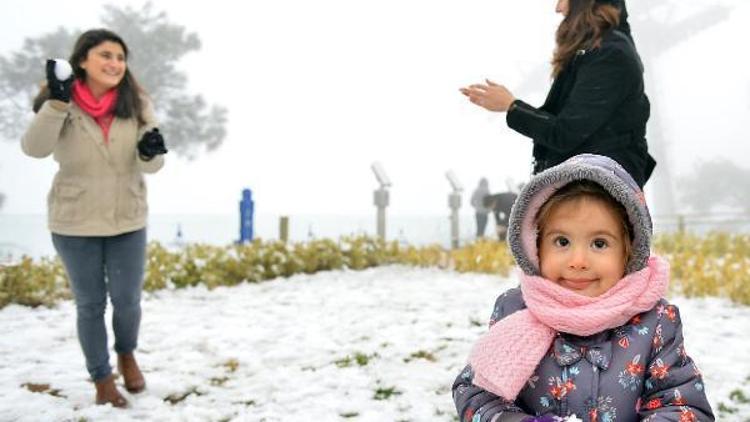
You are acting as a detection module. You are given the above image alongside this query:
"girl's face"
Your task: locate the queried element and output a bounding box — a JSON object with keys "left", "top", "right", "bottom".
{"left": 538, "top": 196, "right": 627, "bottom": 297}
{"left": 79, "top": 40, "right": 126, "bottom": 95}
{"left": 556, "top": 0, "right": 570, "bottom": 16}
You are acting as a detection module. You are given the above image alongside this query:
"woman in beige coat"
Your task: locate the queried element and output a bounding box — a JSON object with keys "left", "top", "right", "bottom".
{"left": 21, "top": 29, "right": 167, "bottom": 408}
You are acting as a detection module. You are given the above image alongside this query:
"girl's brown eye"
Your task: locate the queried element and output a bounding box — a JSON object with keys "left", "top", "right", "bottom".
{"left": 592, "top": 238, "right": 608, "bottom": 250}
{"left": 553, "top": 236, "right": 570, "bottom": 248}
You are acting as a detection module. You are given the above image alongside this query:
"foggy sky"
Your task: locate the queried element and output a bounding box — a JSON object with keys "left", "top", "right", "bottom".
{"left": 1, "top": 0, "right": 748, "bottom": 217}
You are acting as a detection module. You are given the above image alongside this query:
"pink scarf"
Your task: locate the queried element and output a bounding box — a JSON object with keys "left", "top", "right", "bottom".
{"left": 468, "top": 255, "right": 669, "bottom": 400}
{"left": 72, "top": 79, "right": 118, "bottom": 143}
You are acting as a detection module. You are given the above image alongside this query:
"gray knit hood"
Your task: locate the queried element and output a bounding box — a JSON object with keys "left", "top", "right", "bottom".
{"left": 507, "top": 154, "right": 652, "bottom": 276}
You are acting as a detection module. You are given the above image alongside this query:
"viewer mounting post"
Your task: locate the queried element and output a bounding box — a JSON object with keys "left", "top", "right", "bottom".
{"left": 446, "top": 170, "right": 463, "bottom": 249}
{"left": 371, "top": 162, "right": 391, "bottom": 241}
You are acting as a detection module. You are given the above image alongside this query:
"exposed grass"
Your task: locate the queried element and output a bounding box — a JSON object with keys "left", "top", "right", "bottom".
{"left": 373, "top": 386, "right": 402, "bottom": 401}
{"left": 404, "top": 350, "right": 437, "bottom": 363}
{"left": 21, "top": 382, "right": 66, "bottom": 398}
{"left": 334, "top": 352, "right": 377, "bottom": 368}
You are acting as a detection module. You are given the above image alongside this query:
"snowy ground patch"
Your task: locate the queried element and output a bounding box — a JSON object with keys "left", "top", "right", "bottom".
{"left": 1, "top": 266, "right": 748, "bottom": 421}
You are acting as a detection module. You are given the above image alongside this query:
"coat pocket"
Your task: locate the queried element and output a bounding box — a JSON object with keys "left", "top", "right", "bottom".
{"left": 50, "top": 183, "right": 86, "bottom": 223}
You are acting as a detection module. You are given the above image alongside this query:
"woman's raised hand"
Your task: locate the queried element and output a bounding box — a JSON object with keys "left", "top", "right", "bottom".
{"left": 45, "top": 59, "right": 73, "bottom": 103}
{"left": 459, "top": 79, "right": 516, "bottom": 112}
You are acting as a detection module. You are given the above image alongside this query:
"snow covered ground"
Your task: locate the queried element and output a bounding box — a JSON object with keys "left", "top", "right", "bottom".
{"left": 1, "top": 266, "right": 749, "bottom": 421}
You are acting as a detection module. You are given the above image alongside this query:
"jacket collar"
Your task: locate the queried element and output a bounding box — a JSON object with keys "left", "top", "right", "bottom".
{"left": 553, "top": 336, "right": 612, "bottom": 371}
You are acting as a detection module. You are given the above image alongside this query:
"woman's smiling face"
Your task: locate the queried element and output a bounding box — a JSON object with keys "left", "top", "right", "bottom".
{"left": 79, "top": 40, "right": 126, "bottom": 96}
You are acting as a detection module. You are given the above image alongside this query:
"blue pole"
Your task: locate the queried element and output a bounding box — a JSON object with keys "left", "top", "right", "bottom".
{"left": 239, "top": 188, "right": 254, "bottom": 243}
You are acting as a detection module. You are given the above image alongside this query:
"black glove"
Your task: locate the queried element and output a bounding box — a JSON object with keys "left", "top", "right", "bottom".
{"left": 137, "top": 128, "right": 169, "bottom": 160}
{"left": 45, "top": 59, "right": 73, "bottom": 103}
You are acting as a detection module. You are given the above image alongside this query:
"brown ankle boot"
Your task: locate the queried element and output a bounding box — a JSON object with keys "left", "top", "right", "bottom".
{"left": 95, "top": 374, "right": 128, "bottom": 408}
{"left": 118, "top": 353, "right": 146, "bottom": 394}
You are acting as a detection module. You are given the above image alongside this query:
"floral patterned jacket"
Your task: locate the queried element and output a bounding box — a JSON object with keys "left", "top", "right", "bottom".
{"left": 453, "top": 288, "right": 714, "bottom": 422}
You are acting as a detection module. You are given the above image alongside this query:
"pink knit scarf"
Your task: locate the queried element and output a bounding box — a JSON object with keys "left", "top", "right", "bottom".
{"left": 468, "top": 255, "right": 669, "bottom": 400}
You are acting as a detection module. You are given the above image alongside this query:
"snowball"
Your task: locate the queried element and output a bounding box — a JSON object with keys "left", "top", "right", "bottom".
{"left": 53, "top": 59, "right": 72, "bottom": 81}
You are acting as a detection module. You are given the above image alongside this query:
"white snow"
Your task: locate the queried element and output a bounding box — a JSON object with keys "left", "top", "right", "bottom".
{"left": 1, "top": 266, "right": 748, "bottom": 421}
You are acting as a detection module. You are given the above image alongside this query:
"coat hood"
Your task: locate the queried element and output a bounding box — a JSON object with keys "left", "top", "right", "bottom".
{"left": 507, "top": 154, "right": 652, "bottom": 276}
{"left": 597, "top": 0, "right": 632, "bottom": 39}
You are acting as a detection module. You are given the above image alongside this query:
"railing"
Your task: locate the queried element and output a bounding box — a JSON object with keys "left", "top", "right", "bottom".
{"left": 652, "top": 212, "right": 750, "bottom": 233}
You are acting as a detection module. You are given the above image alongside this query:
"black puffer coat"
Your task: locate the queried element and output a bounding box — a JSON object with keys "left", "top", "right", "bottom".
{"left": 506, "top": 5, "right": 655, "bottom": 187}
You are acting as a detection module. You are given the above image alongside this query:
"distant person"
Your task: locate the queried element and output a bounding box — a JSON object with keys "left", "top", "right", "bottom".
{"left": 453, "top": 154, "right": 714, "bottom": 421}
{"left": 483, "top": 191, "right": 518, "bottom": 242}
{"left": 470, "top": 178, "right": 491, "bottom": 238}
{"left": 21, "top": 29, "right": 168, "bottom": 408}
{"left": 460, "top": 0, "right": 655, "bottom": 188}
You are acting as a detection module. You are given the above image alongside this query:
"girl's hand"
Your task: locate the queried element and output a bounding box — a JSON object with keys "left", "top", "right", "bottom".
{"left": 459, "top": 79, "right": 516, "bottom": 112}
{"left": 522, "top": 415, "right": 581, "bottom": 422}
{"left": 522, "top": 416, "right": 561, "bottom": 422}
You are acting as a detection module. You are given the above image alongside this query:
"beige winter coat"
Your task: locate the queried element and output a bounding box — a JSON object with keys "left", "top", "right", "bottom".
{"left": 21, "top": 98, "right": 165, "bottom": 236}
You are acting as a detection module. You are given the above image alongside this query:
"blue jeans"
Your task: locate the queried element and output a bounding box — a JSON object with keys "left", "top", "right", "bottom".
{"left": 52, "top": 229, "right": 146, "bottom": 382}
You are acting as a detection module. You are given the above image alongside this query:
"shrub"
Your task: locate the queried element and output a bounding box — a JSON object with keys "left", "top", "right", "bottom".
{"left": 654, "top": 232, "right": 750, "bottom": 305}
{"left": 0, "top": 257, "right": 69, "bottom": 307}
{"left": 2, "top": 232, "right": 748, "bottom": 308}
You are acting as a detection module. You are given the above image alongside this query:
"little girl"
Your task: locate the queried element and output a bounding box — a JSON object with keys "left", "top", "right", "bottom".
{"left": 453, "top": 154, "right": 714, "bottom": 421}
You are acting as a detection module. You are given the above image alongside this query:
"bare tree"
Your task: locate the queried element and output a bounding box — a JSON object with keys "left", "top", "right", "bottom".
{"left": 0, "top": 2, "right": 227, "bottom": 158}
{"left": 679, "top": 159, "right": 750, "bottom": 213}
{"left": 629, "top": 0, "right": 731, "bottom": 217}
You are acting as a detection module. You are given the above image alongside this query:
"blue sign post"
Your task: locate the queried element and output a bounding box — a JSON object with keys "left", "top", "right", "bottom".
{"left": 239, "top": 188, "right": 254, "bottom": 243}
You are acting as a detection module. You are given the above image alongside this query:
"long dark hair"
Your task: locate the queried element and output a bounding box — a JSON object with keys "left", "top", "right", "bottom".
{"left": 552, "top": 0, "right": 620, "bottom": 77}
{"left": 33, "top": 29, "right": 144, "bottom": 123}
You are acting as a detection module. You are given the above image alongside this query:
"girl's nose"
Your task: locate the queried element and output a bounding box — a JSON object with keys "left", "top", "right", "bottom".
{"left": 567, "top": 247, "right": 589, "bottom": 270}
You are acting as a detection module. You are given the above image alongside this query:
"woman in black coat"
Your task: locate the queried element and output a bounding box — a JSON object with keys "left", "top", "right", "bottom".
{"left": 461, "top": 0, "right": 655, "bottom": 188}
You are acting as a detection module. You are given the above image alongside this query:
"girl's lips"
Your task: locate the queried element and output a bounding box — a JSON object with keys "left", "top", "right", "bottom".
{"left": 560, "top": 278, "right": 597, "bottom": 289}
